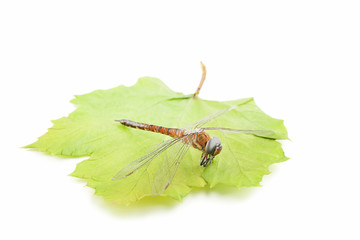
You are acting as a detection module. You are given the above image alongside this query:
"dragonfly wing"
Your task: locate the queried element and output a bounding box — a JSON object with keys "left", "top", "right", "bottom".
{"left": 203, "top": 127, "right": 275, "bottom": 139}
{"left": 193, "top": 106, "right": 236, "bottom": 129}
{"left": 112, "top": 136, "right": 187, "bottom": 180}
{"left": 151, "top": 134, "right": 194, "bottom": 196}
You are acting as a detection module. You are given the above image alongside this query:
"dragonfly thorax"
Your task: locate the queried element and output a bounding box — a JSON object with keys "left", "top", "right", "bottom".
{"left": 200, "top": 137, "right": 222, "bottom": 167}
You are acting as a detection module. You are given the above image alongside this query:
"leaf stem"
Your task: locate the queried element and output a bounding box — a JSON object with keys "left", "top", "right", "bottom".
{"left": 193, "top": 61, "right": 207, "bottom": 99}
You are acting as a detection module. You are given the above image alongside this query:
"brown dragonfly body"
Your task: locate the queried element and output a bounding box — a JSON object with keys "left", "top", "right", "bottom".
{"left": 118, "top": 119, "right": 211, "bottom": 152}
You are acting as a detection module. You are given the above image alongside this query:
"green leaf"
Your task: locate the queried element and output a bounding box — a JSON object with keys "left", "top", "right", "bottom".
{"left": 26, "top": 77, "right": 288, "bottom": 205}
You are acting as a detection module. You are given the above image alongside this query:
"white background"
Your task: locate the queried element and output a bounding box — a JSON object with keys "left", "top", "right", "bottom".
{"left": 1, "top": 1, "right": 359, "bottom": 239}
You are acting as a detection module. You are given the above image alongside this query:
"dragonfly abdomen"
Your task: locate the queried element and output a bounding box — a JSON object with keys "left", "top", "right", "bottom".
{"left": 116, "top": 119, "right": 184, "bottom": 138}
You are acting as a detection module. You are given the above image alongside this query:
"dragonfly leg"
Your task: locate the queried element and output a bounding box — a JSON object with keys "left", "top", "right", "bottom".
{"left": 200, "top": 152, "right": 205, "bottom": 165}
{"left": 200, "top": 154, "right": 215, "bottom": 167}
{"left": 200, "top": 152, "right": 207, "bottom": 167}
{"left": 201, "top": 158, "right": 209, "bottom": 167}
{"left": 200, "top": 152, "right": 215, "bottom": 167}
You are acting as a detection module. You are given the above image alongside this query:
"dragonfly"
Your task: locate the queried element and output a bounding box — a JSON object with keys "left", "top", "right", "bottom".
{"left": 112, "top": 107, "right": 274, "bottom": 196}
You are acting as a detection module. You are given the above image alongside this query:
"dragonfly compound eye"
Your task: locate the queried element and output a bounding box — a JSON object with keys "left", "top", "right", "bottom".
{"left": 205, "top": 137, "right": 222, "bottom": 155}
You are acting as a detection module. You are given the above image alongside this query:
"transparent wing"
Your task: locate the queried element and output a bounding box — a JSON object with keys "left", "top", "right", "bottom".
{"left": 192, "top": 106, "right": 236, "bottom": 129}
{"left": 203, "top": 127, "right": 275, "bottom": 139}
{"left": 151, "top": 134, "right": 195, "bottom": 196}
{"left": 112, "top": 135, "right": 187, "bottom": 180}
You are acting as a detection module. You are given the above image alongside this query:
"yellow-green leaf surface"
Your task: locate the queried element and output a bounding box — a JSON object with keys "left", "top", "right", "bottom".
{"left": 26, "top": 77, "right": 288, "bottom": 205}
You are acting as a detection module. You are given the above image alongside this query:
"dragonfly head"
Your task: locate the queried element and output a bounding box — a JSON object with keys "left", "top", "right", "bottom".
{"left": 201, "top": 137, "right": 222, "bottom": 167}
